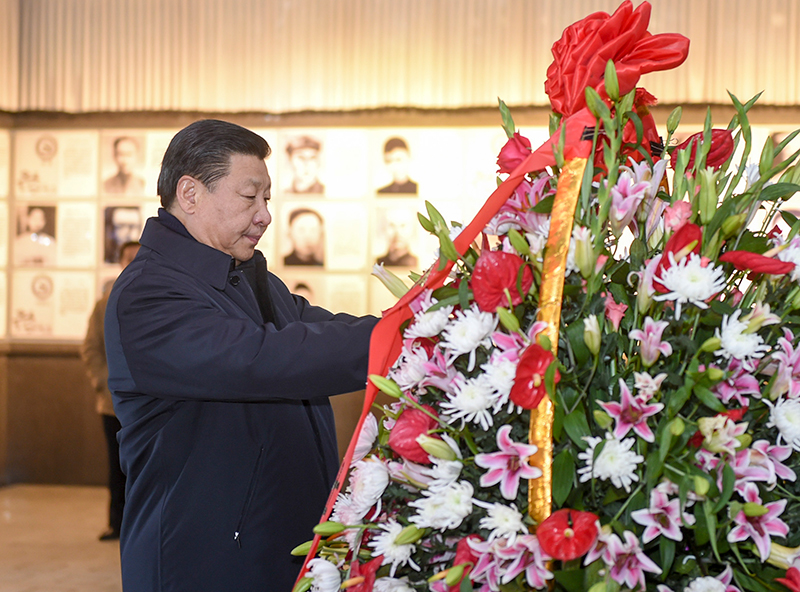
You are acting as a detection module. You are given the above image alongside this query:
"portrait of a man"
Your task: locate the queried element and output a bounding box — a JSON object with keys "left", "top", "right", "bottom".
{"left": 284, "top": 207, "right": 324, "bottom": 266}
{"left": 103, "top": 136, "right": 147, "bottom": 196}
{"left": 104, "top": 206, "right": 143, "bottom": 263}
{"left": 14, "top": 205, "right": 57, "bottom": 267}
{"left": 375, "top": 207, "right": 418, "bottom": 267}
{"left": 286, "top": 135, "right": 324, "bottom": 194}
{"left": 377, "top": 137, "right": 418, "bottom": 195}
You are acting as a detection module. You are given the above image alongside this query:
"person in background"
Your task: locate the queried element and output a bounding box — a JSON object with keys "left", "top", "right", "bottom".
{"left": 104, "top": 119, "right": 377, "bottom": 591}
{"left": 80, "top": 240, "right": 141, "bottom": 541}
{"left": 103, "top": 136, "right": 147, "bottom": 195}
{"left": 104, "top": 207, "right": 142, "bottom": 264}
{"left": 377, "top": 136, "right": 418, "bottom": 194}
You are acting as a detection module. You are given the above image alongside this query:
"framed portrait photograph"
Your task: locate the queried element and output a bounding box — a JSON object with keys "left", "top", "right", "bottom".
{"left": 103, "top": 205, "right": 144, "bottom": 264}
{"left": 14, "top": 204, "right": 58, "bottom": 267}
{"left": 101, "top": 132, "right": 149, "bottom": 197}
{"left": 280, "top": 131, "right": 327, "bottom": 196}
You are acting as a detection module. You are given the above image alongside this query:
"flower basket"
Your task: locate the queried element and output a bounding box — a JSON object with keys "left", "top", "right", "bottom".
{"left": 294, "top": 2, "right": 800, "bottom": 591}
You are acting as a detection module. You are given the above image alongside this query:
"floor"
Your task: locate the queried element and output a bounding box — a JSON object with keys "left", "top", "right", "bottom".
{"left": 0, "top": 484, "right": 122, "bottom": 592}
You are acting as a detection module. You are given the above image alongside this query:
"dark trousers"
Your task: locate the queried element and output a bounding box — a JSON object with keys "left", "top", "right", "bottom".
{"left": 102, "top": 414, "right": 126, "bottom": 532}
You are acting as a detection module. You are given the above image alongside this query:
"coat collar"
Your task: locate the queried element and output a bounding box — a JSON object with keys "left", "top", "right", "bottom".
{"left": 140, "top": 208, "right": 251, "bottom": 292}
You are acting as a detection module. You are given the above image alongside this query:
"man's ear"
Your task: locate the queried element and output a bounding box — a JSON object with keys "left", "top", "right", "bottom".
{"left": 174, "top": 175, "right": 199, "bottom": 214}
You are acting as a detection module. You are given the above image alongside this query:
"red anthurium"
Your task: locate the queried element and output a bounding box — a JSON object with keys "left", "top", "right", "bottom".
{"left": 496, "top": 132, "right": 532, "bottom": 174}
{"left": 537, "top": 509, "right": 599, "bottom": 560}
{"left": 509, "top": 344, "right": 560, "bottom": 409}
{"left": 388, "top": 405, "right": 439, "bottom": 464}
{"left": 345, "top": 556, "right": 383, "bottom": 592}
{"left": 472, "top": 250, "right": 534, "bottom": 313}
{"left": 671, "top": 129, "right": 734, "bottom": 172}
{"left": 653, "top": 222, "right": 703, "bottom": 293}
{"left": 721, "top": 407, "right": 748, "bottom": 422}
{"left": 719, "top": 251, "right": 795, "bottom": 276}
{"left": 777, "top": 567, "right": 800, "bottom": 592}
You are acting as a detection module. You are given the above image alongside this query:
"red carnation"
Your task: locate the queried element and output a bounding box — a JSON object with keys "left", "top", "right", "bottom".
{"left": 537, "top": 509, "right": 599, "bottom": 561}
{"left": 544, "top": 0, "right": 689, "bottom": 117}
{"left": 719, "top": 250, "right": 795, "bottom": 276}
{"left": 496, "top": 132, "right": 532, "bottom": 174}
{"left": 472, "top": 250, "right": 534, "bottom": 313}
{"left": 671, "top": 129, "right": 734, "bottom": 172}
{"left": 509, "top": 343, "right": 560, "bottom": 409}
{"left": 388, "top": 405, "right": 439, "bottom": 464}
{"left": 653, "top": 222, "right": 703, "bottom": 293}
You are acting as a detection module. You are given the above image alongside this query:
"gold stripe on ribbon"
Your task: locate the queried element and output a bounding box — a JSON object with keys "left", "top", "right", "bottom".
{"left": 529, "top": 157, "right": 588, "bottom": 526}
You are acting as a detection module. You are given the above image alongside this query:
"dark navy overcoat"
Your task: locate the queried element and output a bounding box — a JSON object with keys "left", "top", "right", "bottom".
{"left": 105, "top": 210, "right": 377, "bottom": 591}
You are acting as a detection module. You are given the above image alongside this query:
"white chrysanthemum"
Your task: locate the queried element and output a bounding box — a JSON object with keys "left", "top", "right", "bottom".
{"left": 440, "top": 304, "right": 497, "bottom": 370}
{"left": 348, "top": 456, "right": 390, "bottom": 516}
{"left": 368, "top": 518, "right": 420, "bottom": 577}
{"left": 714, "top": 310, "right": 770, "bottom": 368}
{"left": 439, "top": 374, "right": 497, "bottom": 431}
{"left": 404, "top": 304, "right": 453, "bottom": 339}
{"left": 408, "top": 480, "right": 473, "bottom": 531}
{"left": 351, "top": 413, "right": 379, "bottom": 466}
{"left": 389, "top": 345, "right": 430, "bottom": 391}
{"left": 577, "top": 433, "right": 644, "bottom": 492}
{"left": 767, "top": 397, "right": 800, "bottom": 450}
{"left": 307, "top": 558, "right": 341, "bottom": 592}
{"left": 422, "top": 458, "right": 463, "bottom": 491}
{"left": 653, "top": 253, "right": 727, "bottom": 318}
{"left": 373, "top": 577, "right": 415, "bottom": 592}
{"left": 475, "top": 501, "right": 527, "bottom": 544}
{"left": 331, "top": 492, "right": 363, "bottom": 526}
{"left": 684, "top": 576, "right": 727, "bottom": 592}
{"left": 777, "top": 241, "right": 800, "bottom": 282}
{"left": 482, "top": 354, "right": 518, "bottom": 410}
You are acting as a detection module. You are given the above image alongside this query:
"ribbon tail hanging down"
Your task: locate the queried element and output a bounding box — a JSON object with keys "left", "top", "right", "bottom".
{"left": 295, "top": 107, "right": 597, "bottom": 586}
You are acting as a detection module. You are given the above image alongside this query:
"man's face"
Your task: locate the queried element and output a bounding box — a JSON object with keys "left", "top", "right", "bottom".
{"left": 113, "top": 139, "right": 138, "bottom": 175}
{"left": 190, "top": 153, "right": 272, "bottom": 264}
{"left": 288, "top": 212, "right": 322, "bottom": 258}
{"left": 112, "top": 209, "right": 142, "bottom": 244}
{"left": 290, "top": 148, "right": 320, "bottom": 189}
{"left": 384, "top": 148, "right": 410, "bottom": 183}
{"left": 27, "top": 208, "right": 47, "bottom": 233}
{"left": 387, "top": 216, "right": 412, "bottom": 252}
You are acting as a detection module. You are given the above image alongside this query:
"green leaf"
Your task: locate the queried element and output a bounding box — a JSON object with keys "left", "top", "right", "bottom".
{"left": 713, "top": 463, "right": 736, "bottom": 513}
{"left": 759, "top": 182, "right": 800, "bottom": 202}
{"left": 532, "top": 195, "right": 555, "bottom": 214}
{"left": 659, "top": 537, "right": 676, "bottom": 579}
{"left": 629, "top": 238, "right": 647, "bottom": 271}
{"left": 563, "top": 406, "right": 592, "bottom": 450}
{"left": 553, "top": 568, "right": 586, "bottom": 592}
{"left": 507, "top": 228, "right": 531, "bottom": 257}
{"left": 552, "top": 449, "right": 575, "bottom": 506}
{"left": 417, "top": 212, "right": 434, "bottom": 233}
{"left": 703, "top": 499, "right": 721, "bottom": 561}
{"left": 781, "top": 210, "right": 799, "bottom": 228}
{"left": 458, "top": 275, "right": 471, "bottom": 309}
{"left": 460, "top": 576, "right": 475, "bottom": 592}
{"left": 693, "top": 385, "right": 726, "bottom": 413}
{"left": 565, "top": 321, "right": 590, "bottom": 367}
{"left": 658, "top": 421, "right": 674, "bottom": 462}
{"left": 667, "top": 385, "right": 692, "bottom": 417}
{"left": 644, "top": 449, "right": 664, "bottom": 488}
{"left": 498, "top": 98, "right": 516, "bottom": 139}
{"left": 427, "top": 294, "right": 461, "bottom": 311}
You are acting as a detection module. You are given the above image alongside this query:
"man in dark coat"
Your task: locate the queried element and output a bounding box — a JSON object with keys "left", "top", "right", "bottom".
{"left": 104, "top": 119, "right": 378, "bottom": 591}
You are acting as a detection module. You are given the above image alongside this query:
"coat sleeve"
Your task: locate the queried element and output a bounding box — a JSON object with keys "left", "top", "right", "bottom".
{"left": 113, "top": 270, "right": 378, "bottom": 402}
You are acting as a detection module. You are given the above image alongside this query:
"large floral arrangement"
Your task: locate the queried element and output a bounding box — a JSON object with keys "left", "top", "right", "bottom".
{"left": 294, "top": 2, "right": 800, "bottom": 591}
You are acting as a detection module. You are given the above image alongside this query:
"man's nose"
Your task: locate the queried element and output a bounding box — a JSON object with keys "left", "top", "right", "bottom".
{"left": 255, "top": 201, "right": 271, "bottom": 226}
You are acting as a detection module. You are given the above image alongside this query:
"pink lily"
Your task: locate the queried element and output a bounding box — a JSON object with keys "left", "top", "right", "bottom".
{"left": 598, "top": 379, "right": 664, "bottom": 442}
{"left": 496, "top": 534, "right": 553, "bottom": 589}
{"left": 713, "top": 359, "right": 760, "bottom": 407}
{"left": 609, "top": 171, "right": 650, "bottom": 237}
{"left": 629, "top": 316, "right": 673, "bottom": 367}
{"left": 605, "top": 293, "right": 628, "bottom": 332}
{"left": 770, "top": 329, "right": 800, "bottom": 399}
{"left": 475, "top": 425, "right": 542, "bottom": 500}
{"left": 727, "top": 482, "right": 789, "bottom": 560}
{"left": 631, "top": 489, "right": 694, "bottom": 543}
{"left": 420, "top": 346, "right": 459, "bottom": 393}
{"left": 604, "top": 531, "right": 662, "bottom": 590}
{"left": 749, "top": 440, "right": 796, "bottom": 484}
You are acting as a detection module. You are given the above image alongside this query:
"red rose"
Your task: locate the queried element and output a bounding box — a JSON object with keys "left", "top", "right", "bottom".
{"left": 653, "top": 223, "right": 702, "bottom": 293}
{"left": 496, "top": 132, "right": 532, "bottom": 174}
{"left": 537, "top": 509, "right": 599, "bottom": 561}
{"left": 544, "top": 1, "right": 689, "bottom": 117}
{"left": 509, "top": 343, "right": 560, "bottom": 409}
{"left": 472, "top": 250, "right": 534, "bottom": 313}
{"left": 388, "top": 405, "right": 439, "bottom": 464}
{"left": 671, "top": 129, "right": 734, "bottom": 172}
{"left": 719, "top": 250, "right": 795, "bottom": 276}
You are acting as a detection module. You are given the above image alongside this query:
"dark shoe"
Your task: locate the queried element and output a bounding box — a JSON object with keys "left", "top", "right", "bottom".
{"left": 98, "top": 528, "right": 120, "bottom": 541}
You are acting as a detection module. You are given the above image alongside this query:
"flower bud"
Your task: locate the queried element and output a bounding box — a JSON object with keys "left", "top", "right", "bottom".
{"left": 705, "top": 367, "right": 725, "bottom": 382}
{"left": 666, "top": 107, "right": 682, "bottom": 135}
{"left": 445, "top": 564, "right": 468, "bottom": 587}
{"left": 585, "top": 87, "right": 610, "bottom": 120}
{"left": 416, "top": 435, "right": 457, "bottom": 461}
{"left": 697, "top": 168, "right": 720, "bottom": 225}
{"left": 593, "top": 409, "right": 613, "bottom": 430}
{"left": 792, "top": 289, "right": 800, "bottom": 310}
{"left": 290, "top": 540, "right": 314, "bottom": 556}
{"left": 497, "top": 307, "right": 521, "bottom": 333}
{"left": 394, "top": 524, "right": 425, "bottom": 545}
{"left": 721, "top": 212, "right": 748, "bottom": 238}
{"left": 313, "top": 521, "right": 346, "bottom": 536}
{"left": 369, "top": 375, "right": 404, "bottom": 398}
{"left": 573, "top": 227, "right": 596, "bottom": 279}
{"left": 292, "top": 577, "right": 314, "bottom": 592}
{"left": 693, "top": 475, "right": 710, "bottom": 496}
{"left": 767, "top": 543, "right": 800, "bottom": 570}
{"left": 583, "top": 314, "right": 601, "bottom": 357}
{"left": 743, "top": 502, "right": 770, "bottom": 517}
{"left": 371, "top": 264, "right": 410, "bottom": 298}
{"left": 736, "top": 433, "right": 752, "bottom": 449}
{"left": 604, "top": 59, "right": 620, "bottom": 102}
{"left": 668, "top": 417, "right": 685, "bottom": 436}
{"left": 699, "top": 337, "right": 721, "bottom": 353}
